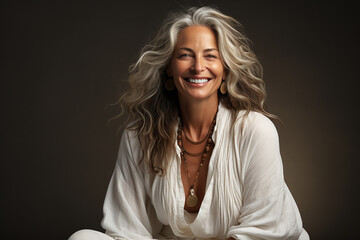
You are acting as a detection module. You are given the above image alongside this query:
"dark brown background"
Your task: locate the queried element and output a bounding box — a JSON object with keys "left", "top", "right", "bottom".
{"left": 1, "top": 0, "right": 358, "bottom": 239}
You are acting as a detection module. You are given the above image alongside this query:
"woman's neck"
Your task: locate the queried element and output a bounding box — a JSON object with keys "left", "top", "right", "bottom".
{"left": 178, "top": 96, "right": 218, "bottom": 141}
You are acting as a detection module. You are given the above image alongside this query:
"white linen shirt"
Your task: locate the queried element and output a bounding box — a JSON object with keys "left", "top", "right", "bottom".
{"left": 101, "top": 103, "right": 309, "bottom": 240}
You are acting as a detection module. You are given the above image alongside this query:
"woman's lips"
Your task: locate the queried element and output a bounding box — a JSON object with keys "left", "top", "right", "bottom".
{"left": 184, "top": 78, "right": 211, "bottom": 83}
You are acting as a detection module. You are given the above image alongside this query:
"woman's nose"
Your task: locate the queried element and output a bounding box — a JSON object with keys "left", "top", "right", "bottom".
{"left": 191, "top": 57, "right": 205, "bottom": 73}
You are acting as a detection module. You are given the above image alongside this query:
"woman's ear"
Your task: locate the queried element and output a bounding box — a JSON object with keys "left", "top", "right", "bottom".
{"left": 166, "top": 64, "right": 173, "bottom": 77}
{"left": 222, "top": 69, "right": 227, "bottom": 80}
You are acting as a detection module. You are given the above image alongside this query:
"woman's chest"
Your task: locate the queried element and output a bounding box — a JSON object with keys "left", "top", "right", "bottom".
{"left": 148, "top": 144, "right": 243, "bottom": 234}
{"left": 180, "top": 149, "right": 211, "bottom": 213}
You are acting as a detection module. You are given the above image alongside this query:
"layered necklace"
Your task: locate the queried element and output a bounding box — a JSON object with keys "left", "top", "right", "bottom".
{"left": 177, "top": 111, "right": 217, "bottom": 208}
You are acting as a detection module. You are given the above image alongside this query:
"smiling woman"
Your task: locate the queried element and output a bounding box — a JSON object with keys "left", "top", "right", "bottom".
{"left": 69, "top": 6, "right": 309, "bottom": 240}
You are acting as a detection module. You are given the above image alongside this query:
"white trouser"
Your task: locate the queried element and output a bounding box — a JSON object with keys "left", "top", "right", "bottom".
{"left": 69, "top": 229, "right": 114, "bottom": 240}
{"left": 69, "top": 228, "right": 310, "bottom": 240}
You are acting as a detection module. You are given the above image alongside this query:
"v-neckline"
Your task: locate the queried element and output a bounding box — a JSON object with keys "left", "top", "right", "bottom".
{"left": 175, "top": 108, "right": 220, "bottom": 226}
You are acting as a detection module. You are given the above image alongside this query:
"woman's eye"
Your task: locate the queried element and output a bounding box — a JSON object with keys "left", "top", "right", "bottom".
{"left": 206, "top": 54, "right": 217, "bottom": 58}
{"left": 179, "top": 53, "right": 192, "bottom": 58}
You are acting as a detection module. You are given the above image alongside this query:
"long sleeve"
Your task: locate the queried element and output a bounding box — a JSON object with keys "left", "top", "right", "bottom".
{"left": 227, "top": 113, "right": 309, "bottom": 240}
{"left": 101, "top": 129, "right": 163, "bottom": 240}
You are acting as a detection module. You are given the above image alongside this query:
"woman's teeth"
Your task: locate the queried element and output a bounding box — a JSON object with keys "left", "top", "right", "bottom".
{"left": 187, "top": 78, "right": 209, "bottom": 83}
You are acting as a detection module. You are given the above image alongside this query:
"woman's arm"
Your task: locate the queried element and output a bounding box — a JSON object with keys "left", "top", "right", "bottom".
{"left": 101, "top": 129, "right": 163, "bottom": 239}
{"left": 226, "top": 113, "right": 307, "bottom": 240}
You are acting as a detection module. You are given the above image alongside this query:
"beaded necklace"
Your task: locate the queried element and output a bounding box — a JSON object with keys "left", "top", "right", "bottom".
{"left": 177, "top": 112, "right": 217, "bottom": 208}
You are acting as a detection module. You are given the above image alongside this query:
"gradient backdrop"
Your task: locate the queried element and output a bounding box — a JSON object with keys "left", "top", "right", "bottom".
{"left": 1, "top": 1, "right": 358, "bottom": 239}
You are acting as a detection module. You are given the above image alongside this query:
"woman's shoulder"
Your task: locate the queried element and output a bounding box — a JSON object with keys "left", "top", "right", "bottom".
{"left": 116, "top": 126, "right": 146, "bottom": 168}
{"left": 217, "top": 103, "right": 277, "bottom": 133}
{"left": 218, "top": 102, "right": 275, "bottom": 127}
{"left": 122, "top": 126, "right": 138, "bottom": 140}
{"left": 234, "top": 110, "right": 278, "bottom": 139}
{"left": 118, "top": 126, "right": 141, "bottom": 155}
{"left": 243, "top": 111, "right": 275, "bottom": 127}
{"left": 119, "top": 120, "right": 142, "bottom": 142}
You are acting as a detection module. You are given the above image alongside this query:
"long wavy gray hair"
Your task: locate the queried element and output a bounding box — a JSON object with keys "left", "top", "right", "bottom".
{"left": 117, "top": 6, "right": 276, "bottom": 175}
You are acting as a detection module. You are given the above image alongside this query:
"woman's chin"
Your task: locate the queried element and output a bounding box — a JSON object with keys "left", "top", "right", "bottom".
{"left": 178, "top": 90, "right": 219, "bottom": 102}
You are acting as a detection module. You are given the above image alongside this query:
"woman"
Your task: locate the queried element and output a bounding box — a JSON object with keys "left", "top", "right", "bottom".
{"left": 70, "top": 6, "right": 309, "bottom": 240}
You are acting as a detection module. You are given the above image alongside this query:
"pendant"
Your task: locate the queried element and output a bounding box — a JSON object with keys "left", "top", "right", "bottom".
{"left": 186, "top": 188, "right": 198, "bottom": 208}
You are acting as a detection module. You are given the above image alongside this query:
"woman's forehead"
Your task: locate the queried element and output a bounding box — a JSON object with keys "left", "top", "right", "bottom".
{"left": 175, "top": 25, "right": 218, "bottom": 50}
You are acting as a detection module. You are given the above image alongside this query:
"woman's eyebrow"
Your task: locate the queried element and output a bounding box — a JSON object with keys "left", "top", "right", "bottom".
{"left": 177, "top": 47, "right": 219, "bottom": 52}
{"left": 204, "top": 48, "right": 219, "bottom": 52}
{"left": 177, "top": 47, "right": 194, "bottom": 52}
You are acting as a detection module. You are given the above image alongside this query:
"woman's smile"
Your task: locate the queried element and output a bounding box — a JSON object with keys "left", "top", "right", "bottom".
{"left": 183, "top": 76, "right": 212, "bottom": 87}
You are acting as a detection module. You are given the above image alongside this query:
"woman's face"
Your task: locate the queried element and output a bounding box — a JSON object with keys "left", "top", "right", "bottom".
{"left": 168, "top": 25, "right": 226, "bottom": 102}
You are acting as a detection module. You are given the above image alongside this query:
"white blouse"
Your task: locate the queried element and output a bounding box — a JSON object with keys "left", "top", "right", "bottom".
{"left": 101, "top": 103, "right": 309, "bottom": 240}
